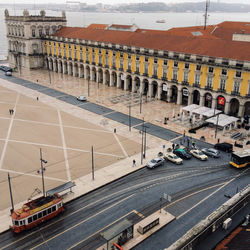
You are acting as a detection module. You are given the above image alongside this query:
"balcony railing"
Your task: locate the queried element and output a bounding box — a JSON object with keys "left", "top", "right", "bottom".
{"left": 135, "top": 70, "right": 140, "bottom": 75}
{"left": 112, "top": 66, "right": 116, "bottom": 70}
{"left": 231, "top": 91, "right": 240, "bottom": 96}
{"left": 105, "top": 65, "right": 109, "bottom": 68}
{"left": 171, "top": 78, "right": 178, "bottom": 83}
{"left": 217, "top": 88, "right": 226, "bottom": 93}
{"left": 143, "top": 73, "right": 148, "bottom": 76}
{"left": 162, "top": 76, "right": 167, "bottom": 81}
{"left": 181, "top": 81, "right": 189, "bottom": 86}
{"left": 193, "top": 83, "right": 200, "bottom": 88}
{"left": 152, "top": 74, "right": 158, "bottom": 79}
{"left": 92, "top": 62, "right": 96, "bottom": 65}
{"left": 205, "top": 85, "right": 213, "bottom": 90}
{"left": 86, "top": 60, "right": 89, "bottom": 64}
{"left": 98, "top": 63, "right": 102, "bottom": 66}
{"left": 127, "top": 69, "right": 131, "bottom": 73}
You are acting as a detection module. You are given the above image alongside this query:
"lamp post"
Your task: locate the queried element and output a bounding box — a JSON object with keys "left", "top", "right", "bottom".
{"left": 91, "top": 146, "right": 95, "bottom": 180}
{"left": 39, "top": 148, "right": 47, "bottom": 197}
{"left": 8, "top": 173, "right": 14, "bottom": 214}
{"left": 143, "top": 125, "right": 147, "bottom": 158}
{"left": 129, "top": 104, "right": 131, "bottom": 132}
{"left": 141, "top": 118, "right": 144, "bottom": 165}
{"left": 139, "top": 93, "right": 142, "bottom": 114}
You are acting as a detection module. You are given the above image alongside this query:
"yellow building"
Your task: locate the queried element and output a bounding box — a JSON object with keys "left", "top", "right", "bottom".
{"left": 5, "top": 10, "right": 250, "bottom": 118}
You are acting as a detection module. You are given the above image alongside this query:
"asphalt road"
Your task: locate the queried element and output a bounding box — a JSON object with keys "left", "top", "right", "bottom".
{"left": 0, "top": 155, "right": 248, "bottom": 250}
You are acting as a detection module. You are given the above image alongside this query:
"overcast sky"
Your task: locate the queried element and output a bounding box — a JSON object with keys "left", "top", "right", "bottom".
{"left": 0, "top": 0, "right": 249, "bottom": 5}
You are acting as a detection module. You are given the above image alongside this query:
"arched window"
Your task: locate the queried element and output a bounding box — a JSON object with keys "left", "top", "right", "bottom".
{"left": 31, "top": 26, "right": 36, "bottom": 37}
{"left": 39, "top": 28, "right": 43, "bottom": 37}
{"left": 45, "top": 27, "right": 50, "bottom": 35}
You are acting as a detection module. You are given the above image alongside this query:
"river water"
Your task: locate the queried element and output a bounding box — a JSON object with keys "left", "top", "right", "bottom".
{"left": 0, "top": 8, "right": 249, "bottom": 60}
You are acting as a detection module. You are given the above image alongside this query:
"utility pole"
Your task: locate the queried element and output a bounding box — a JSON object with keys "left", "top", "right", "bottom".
{"left": 141, "top": 118, "right": 144, "bottom": 165}
{"left": 129, "top": 104, "right": 131, "bottom": 132}
{"left": 40, "top": 148, "right": 47, "bottom": 197}
{"left": 139, "top": 93, "right": 142, "bottom": 114}
{"left": 91, "top": 146, "right": 94, "bottom": 180}
{"left": 8, "top": 173, "right": 14, "bottom": 214}
{"left": 143, "top": 126, "right": 147, "bottom": 158}
{"left": 204, "top": 0, "right": 210, "bottom": 30}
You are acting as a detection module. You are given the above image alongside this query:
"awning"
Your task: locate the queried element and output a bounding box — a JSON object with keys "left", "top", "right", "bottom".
{"left": 206, "top": 114, "right": 239, "bottom": 128}
{"left": 46, "top": 181, "right": 75, "bottom": 196}
{"left": 182, "top": 104, "right": 200, "bottom": 112}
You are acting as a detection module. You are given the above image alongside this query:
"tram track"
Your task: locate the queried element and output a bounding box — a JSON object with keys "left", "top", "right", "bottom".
{"left": 0, "top": 165, "right": 243, "bottom": 250}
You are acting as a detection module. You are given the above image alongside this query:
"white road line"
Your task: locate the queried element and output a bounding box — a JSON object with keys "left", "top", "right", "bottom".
{"left": 0, "top": 93, "right": 20, "bottom": 170}
{"left": 0, "top": 115, "right": 113, "bottom": 134}
{"left": 57, "top": 110, "right": 71, "bottom": 181}
{"left": 31, "top": 194, "right": 135, "bottom": 250}
{"left": 103, "top": 110, "right": 117, "bottom": 116}
{"left": 0, "top": 168, "right": 67, "bottom": 182}
{"left": 0, "top": 138, "right": 124, "bottom": 158}
{"left": 176, "top": 168, "right": 249, "bottom": 220}
{"left": 113, "top": 132, "right": 129, "bottom": 158}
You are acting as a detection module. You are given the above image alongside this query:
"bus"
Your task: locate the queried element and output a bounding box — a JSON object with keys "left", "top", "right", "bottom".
{"left": 229, "top": 149, "right": 250, "bottom": 168}
{"left": 11, "top": 193, "right": 63, "bottom": 233}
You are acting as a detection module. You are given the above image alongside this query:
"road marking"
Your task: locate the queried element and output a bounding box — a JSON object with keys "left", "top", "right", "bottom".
{"left": 176, "top": 168, "right": 249, "bottom": 220}
{"left": 133, "top": 210, "right": 145, "bottom": 218}
{"left": 0, "top": 93, "right": 19, "bottom": 170}
{"left": 58, "top": 110, "right": 71, "bottom": 181}
{"left": 103, "top": 110, "right": 117, "bottom": 116}
{"left": 30, "top": 194, "right": 134, "bottom": 250}
{"left": 0, "top": 116, "right": 113, "bottom": 134}
{"left": 113, "top": 132, "right": 129, "bottom": 158}
{"left": 1, "top": 168, "right": 228, "bottom": 249}
{"left": 0, "top": 168, "right": 67, "bottom": 182}
{"left": 0, "top": 138, "right": 124, "bottom": 158}
{"left": 68, "top": 210, "right": 134, "bottom": 250}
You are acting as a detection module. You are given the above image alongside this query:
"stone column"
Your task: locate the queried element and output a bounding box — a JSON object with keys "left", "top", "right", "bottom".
{"left": 188, "top": 91, "right": 193, "bottom": 105}
{"left": 132, "top": 78, "right": 136, "bottom": 93}
{"left": 157, "top": 83, "right": 163, "bottom": 100}
{"left": 62, "top": 62, "right": 67, "bottom": 74}
{"left": 117, "top": 74, "right": 121, "bottom": 88}
{"left": 177, "top": 89, "right": 182, "bottom": 105}
{"left": 167, "top": 87, "right": 172, "bottom": 102}
{"left": 72, "top": 65, "right": 76, "bottom": 77}
{"left": 68, "top": 64, "right": 71, "bottom": 75}
{"left": 58, "top": 62, "right": 62, "bottom": 73}
{"left": 238, "top": 104, "right": 244, "bottom": 118}
{"left": 53, "top": 61, "right": 57, "bottom": 72}
{"left": 200, "top": 95, "right": 205, "bottom": 106}
{"left": 84, "top": 66, "right": 87, "bottom": 80}
{"left": 124, "top": 75, "right": 128, "bottom": 90}
{"left": 48, "top": 60, "right": 52, "bottom": 71}
{"left": 148, "top": 83, "right": 153, "bottom": 98}
{"left": 140, "top": 81, "right": 145, "bottom": 95}
{"left": 212, "top": 97, "right": 217, "bottom": 109}
{"left": 78, "top": 64, "right": 81, "bottom": 78}
{"left": 103, "top": 72, "right": 107, "bottom": 85}
{"left": 110, "top": 73, "right": 114, "bottom": 87}
{"left": 224, "top": 101, "right": 230, "bottom": 114}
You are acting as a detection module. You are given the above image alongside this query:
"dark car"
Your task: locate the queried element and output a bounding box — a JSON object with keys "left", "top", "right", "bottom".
{"left": 201, "top": 148, "right": 220, "bottom": 158}
{"left": 173, "top": 148, "right": 192, "bottom": 160}
{"left": 214, "top": 142, "right": 233, "bottom": 153}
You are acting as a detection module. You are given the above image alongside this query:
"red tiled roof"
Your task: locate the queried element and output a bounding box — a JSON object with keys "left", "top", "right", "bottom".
{"left": 53, "top": 22, "right": 250, "bottom": 61}
{"left": 87, "top": 24, "right": 107, "bottom": 30}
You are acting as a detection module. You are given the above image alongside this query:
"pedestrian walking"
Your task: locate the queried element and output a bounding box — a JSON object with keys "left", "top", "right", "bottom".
{"left": 132, "top": 159, "right": 136, "bottom": 167}
{"left": 9, "top": 109, "right": 11, "bottom": 115}
{"left": 37, "top": 97, "right": 39, "bottom": 101}
{"left": 187, "top": 138, "right": 190, "bottom": 148}
{"left": 114, "top": 128, "right": 116, "bottom": 133}
{"left": 172, "top": 143, "right": 175, "bottom": 151}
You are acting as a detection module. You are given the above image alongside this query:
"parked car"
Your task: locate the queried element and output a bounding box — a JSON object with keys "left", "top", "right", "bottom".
{"left": 201, "top": 148, "right": 220, "bottom": 158}
{"left": 190, "top": 149, "right": 208, "bottom": 161}
{"left": 214, "top": 142, "right": 233, "bottom": 153}
{"left": 77, "top": 95, "right": 87, "bottom": 101}
{"left": 5, "top": 71, "right": 12, "bottom": 76}
{"left": 146, "top": 157, "right": 165, "bottom": 169}
{"left": 173, "top": 148, "right": 192, "bottom": 160}
{"left": 164, "top": 153, "right": 183, "bottom": 165}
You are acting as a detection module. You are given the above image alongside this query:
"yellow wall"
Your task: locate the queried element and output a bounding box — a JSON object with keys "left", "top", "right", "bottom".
{"left": 46, "top": 41, "right": 249, "bottom": 98}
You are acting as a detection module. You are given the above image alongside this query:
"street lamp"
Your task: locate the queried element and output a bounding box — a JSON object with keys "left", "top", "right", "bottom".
{"left": 129, "top": 104, "right": 131, "bottom": 132}
{"left": 38, "top": 148, "right": 47, "bottom": 197}
{"left": 139, "top": 93, "right": 142, "bottom": 114}
{"left": 141, "top": 118, "right": 144, "bottom": 165}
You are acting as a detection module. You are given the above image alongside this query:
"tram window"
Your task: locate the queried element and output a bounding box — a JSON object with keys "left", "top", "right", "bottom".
{"left": 14, "top": 220, "right": 19, "bottom": 226}
{"left": 19, "top": 221, "right": 23, "bottom": 226}
{"left": 52, "top": 206, "right": 56, "bottom": 212}
{"left": 58, "top": 202, "right": 62, "bottom": 207}
{"left": 43, "top": 210, "right": 47, "bottom": 216}
{"left": 38, "top": 212, "right": 42, "bottom": 219}
{"left": 28, "top": 217, "right": 32, "bottom": 224}
{"left": 33, "top": 214, "right": 38, "bottom": 221}
{"left": 48, "top": 208, "right": 52, "bottom": 214}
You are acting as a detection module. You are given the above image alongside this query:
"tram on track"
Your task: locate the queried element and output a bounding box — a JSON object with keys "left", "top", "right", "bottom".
{"left": 11, "top": 193, "right": 63, "bottom": 233}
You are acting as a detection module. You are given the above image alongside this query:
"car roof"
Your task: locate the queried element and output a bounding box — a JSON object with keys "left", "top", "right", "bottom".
{"left": 176, "top": 148, "right": 184, "bottom": 152}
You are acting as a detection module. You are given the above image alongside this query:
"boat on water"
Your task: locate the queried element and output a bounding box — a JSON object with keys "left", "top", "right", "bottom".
{"left": 156, "top": 19, "right": 166, "bottom": 23}
{"left": 11, "top": 193, "right": 63, "bottom": 233}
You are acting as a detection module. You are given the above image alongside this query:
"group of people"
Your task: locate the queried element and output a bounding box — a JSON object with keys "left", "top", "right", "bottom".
{"left": 9, "top": 109, "right": 14, "bottom": 115}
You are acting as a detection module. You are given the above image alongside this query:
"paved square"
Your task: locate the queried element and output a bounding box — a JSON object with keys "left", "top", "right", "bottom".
{"left": 0, "top": 85, "right": 141, "bottom": 210}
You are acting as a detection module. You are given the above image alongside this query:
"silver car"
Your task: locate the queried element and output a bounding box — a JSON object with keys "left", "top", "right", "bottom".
{"left": 77, "top": 95, "right": 87, "bottom": 101}
{"left": 146, "top": 157, "right": 165, "bottom": 169}
{"left": 201, "top": 148, "right": 220, "bottom": 158}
